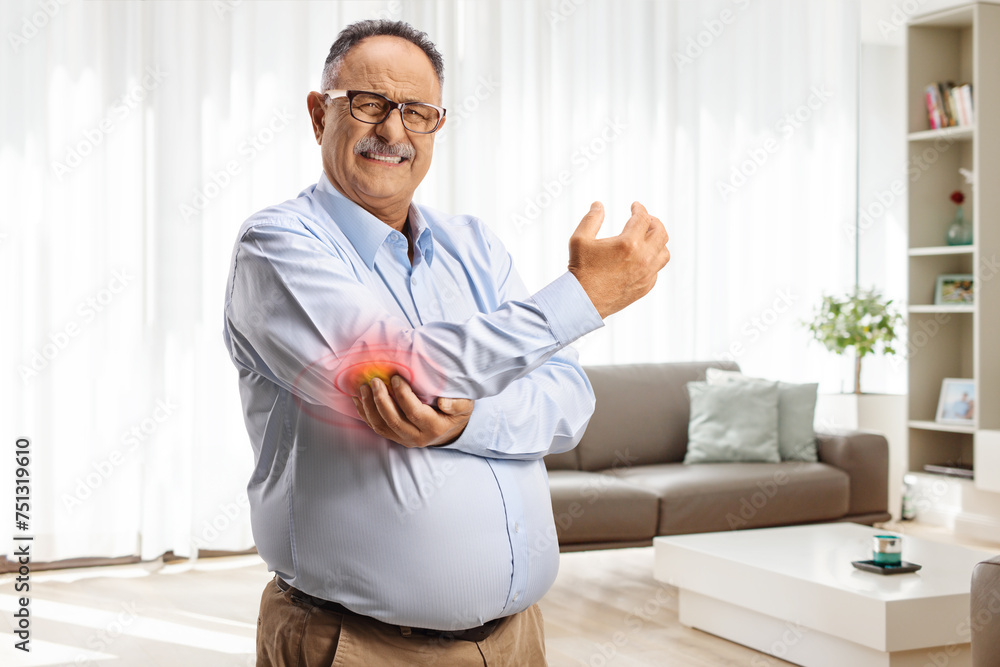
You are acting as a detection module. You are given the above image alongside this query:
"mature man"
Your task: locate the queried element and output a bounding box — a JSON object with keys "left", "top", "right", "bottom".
{"left": 223, "top": 20, "right": 669, "bottom": 667}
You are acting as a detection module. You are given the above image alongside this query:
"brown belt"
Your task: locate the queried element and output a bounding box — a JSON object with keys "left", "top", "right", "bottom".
{"left": 274, "top": 576, "right": 503, "bottom": 643}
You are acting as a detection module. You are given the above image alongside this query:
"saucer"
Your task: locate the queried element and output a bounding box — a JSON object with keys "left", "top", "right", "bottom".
{"left": 851, "top": 559, "right": 922, "bottom": 575}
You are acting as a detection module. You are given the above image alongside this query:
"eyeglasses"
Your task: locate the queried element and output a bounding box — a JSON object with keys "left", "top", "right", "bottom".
{"left": 324, "top": 90, "right": 446, "bottom": 134}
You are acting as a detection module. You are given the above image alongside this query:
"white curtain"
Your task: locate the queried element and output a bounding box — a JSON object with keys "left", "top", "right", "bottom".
{"left": 1, "top": 0, "right": 859, "bottom": 563}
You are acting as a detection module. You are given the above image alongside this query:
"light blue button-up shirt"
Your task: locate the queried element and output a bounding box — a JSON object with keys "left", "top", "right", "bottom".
{"left": 223, "top": 173, "right": 603, "bottom": 630}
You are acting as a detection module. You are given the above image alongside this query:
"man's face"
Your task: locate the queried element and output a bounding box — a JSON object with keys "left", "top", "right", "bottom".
{"left": 310, "top": 36, "right": 444, "bottom": 218}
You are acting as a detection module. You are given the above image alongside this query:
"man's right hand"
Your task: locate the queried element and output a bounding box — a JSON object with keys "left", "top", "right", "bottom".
{"left": 567, "top": 201, "right": 670, "bottom": 319}
{"left": 353, "top": 376, "right": 474, "bottom": 448}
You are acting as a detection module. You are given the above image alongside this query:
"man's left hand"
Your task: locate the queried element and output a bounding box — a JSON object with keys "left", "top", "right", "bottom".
{"left": 354, "top": 376, "right": 474, "bottom": 447}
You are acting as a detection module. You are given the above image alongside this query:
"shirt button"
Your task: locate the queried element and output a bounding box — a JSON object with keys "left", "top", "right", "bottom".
{"left": 513, "top": 592, "right": 520, "bottom": 601}
{"left": 514, "top": 522, "right": 520, "bottom": 533}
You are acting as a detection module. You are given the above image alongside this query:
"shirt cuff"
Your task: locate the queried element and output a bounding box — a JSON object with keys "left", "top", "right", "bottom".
{"left": 530, "top": 272, "right": 604, "bottom": 345}
{"left": 439, "top": 397, "right": 497, "bottom": 454}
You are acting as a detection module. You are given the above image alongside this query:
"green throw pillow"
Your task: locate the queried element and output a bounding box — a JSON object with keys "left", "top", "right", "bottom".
{"left": 706, "top": 368, "right": 819, "bottom": 462}
{"left": 684, "top": 381, "right": 781, "bottom": 464}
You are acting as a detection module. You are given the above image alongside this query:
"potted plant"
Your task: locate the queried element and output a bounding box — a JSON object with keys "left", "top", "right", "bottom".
{"left": 805, "top": 287, "right": 903, "bottom": 394}
{"left": 806, "top": 288, "right": 907, "bottom": 521}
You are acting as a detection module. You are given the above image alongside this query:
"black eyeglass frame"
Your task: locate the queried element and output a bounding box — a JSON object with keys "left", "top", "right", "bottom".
{"left": 324, "top": 89, "right": 447, "bottom": 134}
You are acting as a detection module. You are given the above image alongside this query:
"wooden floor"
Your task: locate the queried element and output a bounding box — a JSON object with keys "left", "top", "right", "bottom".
{"left": 1, "top": 522, "right": 996, "bottom": 666}
{"left": 539, "top": 547, "right": 793, "bottom": 666}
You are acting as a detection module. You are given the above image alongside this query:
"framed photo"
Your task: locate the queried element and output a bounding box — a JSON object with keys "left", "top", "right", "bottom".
{"left": 935, "top": 378, "right": 976, "bottom": 424}
{"left": 935, "top": 274, "right": 974, "bottom": 305}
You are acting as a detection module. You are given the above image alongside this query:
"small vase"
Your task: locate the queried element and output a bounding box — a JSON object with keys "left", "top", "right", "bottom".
{"left": 946, "top": 205, "right": 973, "bottom": 246}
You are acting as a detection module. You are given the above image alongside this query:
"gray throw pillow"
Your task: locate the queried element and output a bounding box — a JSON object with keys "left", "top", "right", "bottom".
{"left": 706, "top": 368, "right": 818, "bottom": 462}
{"left": 684, "top": 381, "right": 781, "bottom": 464}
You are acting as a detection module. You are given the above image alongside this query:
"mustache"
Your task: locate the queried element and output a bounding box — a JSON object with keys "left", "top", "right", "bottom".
{"left": 353, "top": 135, "right": 416, "bottom": 160}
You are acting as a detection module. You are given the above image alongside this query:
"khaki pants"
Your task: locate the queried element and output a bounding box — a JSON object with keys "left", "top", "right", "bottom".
{"left": 256, "top": 578, "right": 547, "bottom": 666}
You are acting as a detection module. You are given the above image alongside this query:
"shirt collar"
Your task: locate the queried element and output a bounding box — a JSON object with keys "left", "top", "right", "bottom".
{"left": 313, "top": 172, "right": 434, "bottom": 270}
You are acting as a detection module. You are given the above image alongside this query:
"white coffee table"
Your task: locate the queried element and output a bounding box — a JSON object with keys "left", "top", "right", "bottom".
{"left": 653, "top": 523, "right": 994, "bottom": 667}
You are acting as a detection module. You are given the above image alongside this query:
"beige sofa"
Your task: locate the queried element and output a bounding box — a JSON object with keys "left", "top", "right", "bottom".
{"left": 545, "top": 362, "right": 892, "bottom": 551}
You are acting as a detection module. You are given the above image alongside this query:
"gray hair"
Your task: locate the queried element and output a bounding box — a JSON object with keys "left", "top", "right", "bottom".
{"left": 321, "top": 20, "right": 445, "bottom": 92}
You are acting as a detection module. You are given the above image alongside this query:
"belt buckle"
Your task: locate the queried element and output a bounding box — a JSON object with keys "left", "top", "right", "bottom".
{"left": 402, "top": 621, "right": 496, "bottom": 644}
{"left": 454, "top": 618, "right": 502, "bottom": 643}
{"left": 454, "top": 625, "right": 490, "bottom": 643}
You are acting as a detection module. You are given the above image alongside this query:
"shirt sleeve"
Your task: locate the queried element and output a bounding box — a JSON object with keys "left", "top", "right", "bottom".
{"left": 224, "top": 218, "right": 603, "bottom": 421}
{"left": 439, "top": 224, "right": 597, "bottom": 460}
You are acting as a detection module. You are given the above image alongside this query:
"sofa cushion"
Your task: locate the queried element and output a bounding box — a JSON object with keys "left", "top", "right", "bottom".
{"left": 547, "top": 470, "right": 660, "bottom": 544}
{"left": 684, "top": 381, "right": 781, "bottom": 463}
{"left": 706, "top": 368, "right": 819, "bottom": 462}
{"left": 575, "top": 361, "right": 739, "bottom": 471}
{"left": 607, "top": 462, "right": 849, "bottom": 535}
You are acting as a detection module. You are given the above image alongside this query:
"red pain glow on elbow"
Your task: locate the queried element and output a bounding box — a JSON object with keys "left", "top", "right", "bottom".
{"left": 290, "top": 346, "right": 445, "bottom": 428}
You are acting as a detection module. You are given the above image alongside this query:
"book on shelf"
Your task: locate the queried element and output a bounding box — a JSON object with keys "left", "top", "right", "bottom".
{"left": 925, "top": 82, "right": 975, "bottom": 129}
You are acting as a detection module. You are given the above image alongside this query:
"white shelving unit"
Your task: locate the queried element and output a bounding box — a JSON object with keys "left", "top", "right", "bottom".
{"left": 905, "top": 4, "right": 1000, "bottom": 525}
{"left": 908, "top": 245, "right": 974, "bottom": 256}
{"left": 907, "top": 126, "right": 975, "bottom": 142}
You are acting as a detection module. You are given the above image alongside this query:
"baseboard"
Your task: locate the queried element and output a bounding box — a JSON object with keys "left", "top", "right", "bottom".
{"left": 954, "top": 513, "right": 1000, "bottom": 544}
{"left": 906, "top": 472, "right": 1000, "bottom": 544}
